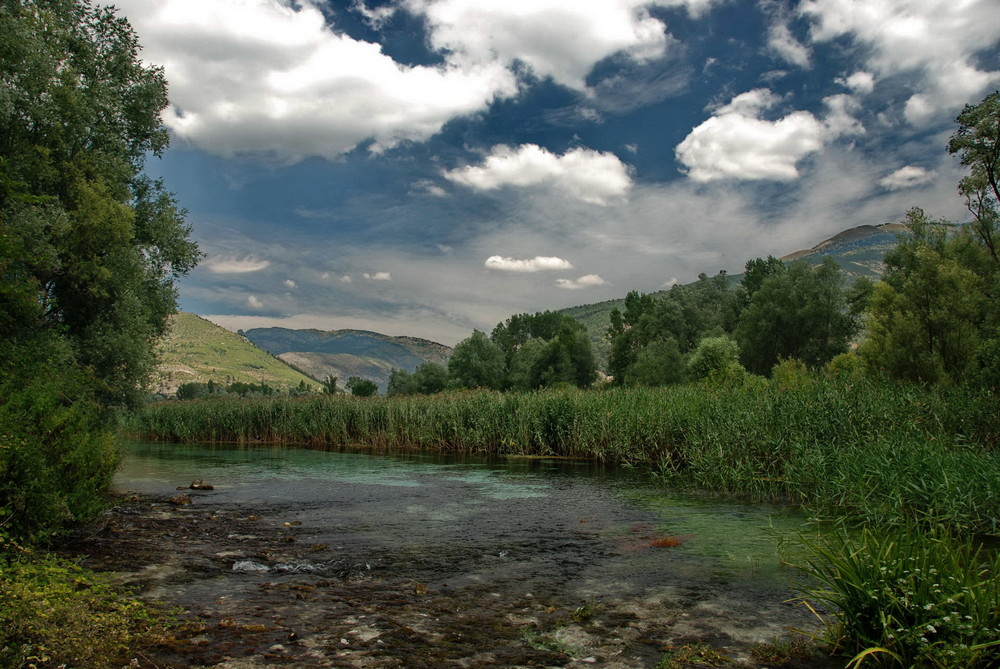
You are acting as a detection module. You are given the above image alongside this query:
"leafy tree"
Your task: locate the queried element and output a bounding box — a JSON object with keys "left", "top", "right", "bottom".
{"left": 0, "top": 1, "right": 198, "bottom": 542}
{"left": 448, "top": 330, "right": 505, "bottom": 390}
{"left": 387, "top": 368, "right": 419, "bottom": 396}
{"left": 387, "top": 362, "right": 448, "bottom": 396}
{"left": 860, "top": 209, "right": 985, "bottom": 384}
{"left": 736, "top": 258, "right": 857, "bottom": 375}
{"left": 0, "top": 0, "right": 200, "bottom": 405}
{"left": 948, "top": 90, "right": 1000, "bottom": 263}
{"left": 346, "top": 377, "right": 379, "bottom": 397}
{"left": 623, "top": 338, "right": 685, "bottom": 386}
{"left": 607, "top": 273, "right": 741, "bottom": 384}
{"left": 322, "top": 375, "right": 338, "bottom": 395}
{"left": 687, "top": 334, "right": 742, "bottom": 379}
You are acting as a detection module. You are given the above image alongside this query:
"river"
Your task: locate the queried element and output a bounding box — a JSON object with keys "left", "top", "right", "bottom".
{"left": 75, "top": 442, "right": 836, "bottom": 667}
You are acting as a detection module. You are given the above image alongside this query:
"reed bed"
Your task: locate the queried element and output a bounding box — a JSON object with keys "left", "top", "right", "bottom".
{"left": 123, "top": 380, "right": 1000, "bottom": 532}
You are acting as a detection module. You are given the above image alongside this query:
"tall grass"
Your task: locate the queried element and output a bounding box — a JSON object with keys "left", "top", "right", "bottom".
{"left": 122, "top": 380, "right": 1000, "bottom": 532}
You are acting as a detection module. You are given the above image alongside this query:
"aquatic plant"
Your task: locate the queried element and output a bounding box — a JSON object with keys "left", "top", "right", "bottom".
{"left": 796, "top": 524, "right": 1000, "bottom": 668}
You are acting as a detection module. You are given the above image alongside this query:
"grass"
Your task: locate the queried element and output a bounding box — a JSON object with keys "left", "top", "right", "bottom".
{"left": 795, "top": 524, "right": 1000, "bottom": 668}
{"left": 122, "top": 379, "right": 1000, "bottom": 533}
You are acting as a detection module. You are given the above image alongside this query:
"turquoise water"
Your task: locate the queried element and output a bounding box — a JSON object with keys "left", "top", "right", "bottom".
{"left": 117, "top": 442, "right": 807, "bottom": 589}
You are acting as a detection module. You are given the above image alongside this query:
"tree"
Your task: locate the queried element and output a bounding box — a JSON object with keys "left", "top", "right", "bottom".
{"left": 448, "top": 330, "right": 505, "bottom": 390}
{"left": 0, "top": 0, "right": 198, "bottom": 542}
{"left": 860, "top": 209, "right": 985, "bottom": 384}
{"left": 623, "top": 338, "right": 685, "bottom": 386}
{"left": 0, "top": 0, "right": 199, "bottom": 405}
{"left": 322, "top": 375, "right": 338, "bottom": 395}
{"left": 387, "top": 362, "right": 448, "bottom": 396}
{"left": 736, "top": 258, "right": 857, "bottom": 375}
{"left": 346, "top": 377, "right": 379, "bottom": 397}
{"left": 687, "top": 334, "right": 742, "bottom": 379}
{"left": 949, "top": 90, "right": 1000, "bottom": 263}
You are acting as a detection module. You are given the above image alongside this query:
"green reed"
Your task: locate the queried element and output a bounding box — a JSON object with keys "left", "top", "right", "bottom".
{"left": 122, "top": 380, "right": 1000, "bottom": 532}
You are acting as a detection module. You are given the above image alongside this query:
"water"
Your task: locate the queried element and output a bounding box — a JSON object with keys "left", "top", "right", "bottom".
{"left": 118, "top": 442, "right": 807, "bottom": 589}
{"left": 107, "top": 442, "right": 827, "bottom": 666}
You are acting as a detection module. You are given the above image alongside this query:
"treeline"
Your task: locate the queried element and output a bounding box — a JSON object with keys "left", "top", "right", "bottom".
{"left": 388, "top": 311, "right": 595, "bottom": 395}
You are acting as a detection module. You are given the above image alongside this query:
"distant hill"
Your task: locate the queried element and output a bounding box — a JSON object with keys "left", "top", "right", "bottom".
{"left": 242, "top": 328, "right": 452, "bottom": 392}
{"left": 562, "top": 223, "right": 906, "bottom": 369}
{"left": 150, "top": 313, "right": 317, "bottom": 396}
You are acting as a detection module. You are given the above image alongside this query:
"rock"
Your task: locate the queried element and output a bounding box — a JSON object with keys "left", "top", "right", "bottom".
{"left": 232, "top": 560, "right": 270, "bottom": 573}
{"left": 189, "top": 479, "right": 215, "bottom": 490}
{"left": 170, "top": 493, "right": 192, "bottom": 506}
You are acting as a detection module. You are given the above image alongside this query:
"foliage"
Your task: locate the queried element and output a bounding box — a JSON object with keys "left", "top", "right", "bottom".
{"left": 736, "top": 258, "right": 858, "bottom": 375}
{"left": 346, "top": 376, "right": 379, "bottom": 397}
{"left": 948, "top": 90, "right": 1000, "bottom": 264}
{"left": 1, "top": 0, "right": 195, "bottom": 544}
{"left": 607, "top": 273, "right": 740, "bottom": 384}
{"left": 860, "top": 209, "right": 986, "bottom": 384}
{"left": 0, "top": 0, "right": 199, "bottom": 407}
{"left": 0, "top": 337, "right": 119, "bottom": 544}
{"left": 388, "top": 362, "right": 449, "bottom": 396}
{"left": 123, "top": 379, "right": 1000, "bottom": 533}
{"left": 490, "top": 311, "right": 597, "bottom": 389}
{"left": 322, "top": 375, "right": 338, "bottom": 395}
{"left": 686, "top": 334, "right": 742, "bottom": 380}
{"left": 0, "top": 554, "right": 172, "bottom": 668}
{"left": 770, "top": 358, "right": 813, "bottom": 391}
{"left": 622, "top": 338, "right": 685, "bottom": 386}
{"left": 797, "top": 524, "right": 1000, "bottom": 668}
{"left": 448, "top": 330, "right": 506, "bottom": 390}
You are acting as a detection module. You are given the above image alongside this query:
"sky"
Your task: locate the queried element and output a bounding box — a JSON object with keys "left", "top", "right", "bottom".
{"left": 112, "top": 0, "right": 1000, "bottom": 346}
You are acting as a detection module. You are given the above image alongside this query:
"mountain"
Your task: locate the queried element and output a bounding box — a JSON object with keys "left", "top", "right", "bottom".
{"left": 150, "top": 313, "right": 317, "bottom": 396}
{"left": 242, "top": 328, "right": 452, "bottom": 392}
{"left": 562, "top": 223, "right": 906, "bottom": 369}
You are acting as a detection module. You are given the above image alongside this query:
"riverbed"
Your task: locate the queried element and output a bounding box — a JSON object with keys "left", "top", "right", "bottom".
{"left": 69, "top": 442, "right": 838, "bottom": 667}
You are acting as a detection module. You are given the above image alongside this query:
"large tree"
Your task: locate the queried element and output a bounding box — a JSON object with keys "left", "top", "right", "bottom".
{"left": 1, "top": 0, "right": 198, "bottom": 541}
{"left": 1, "top": 0, "right": 199, "bottom": 405}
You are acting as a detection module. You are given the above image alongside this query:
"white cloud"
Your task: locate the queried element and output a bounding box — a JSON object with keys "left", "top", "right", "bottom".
{"left": 113, "top": 0, "right": 517, "bottom": 161}
{"left": 555, "top": 274, "right": 608, "bottom": 289}
{"left": 203, "top": 254, "right": 271, "bottom": 274}
{"left": 363, "top": 272, "right": 393, "bottom": 281}
{"left": 837, "top": 71, "right": 875, "bottom": 95}
{"left": 879, "top": 165, "right": 934, "bottom": 190}
{"left": 339, "top": 275, "right": 353, "bottom": 283}
{"left": 767, "top": 22, "right": 811, "bottom": 68}
{"left": 404, "top": 0, "right": 677, "bottom": 91}
{"left": 484, "top": 256, "right": 574, "bottom": 272}
{"left": 247, "top": 294, "right": 263, "bottom": 309}
{"left": 283, "top": 279, "right": 297, "bottom": 288}
{"left": 444, "top": 144, "right": 633, "bottom": 205}
{"left": 801, "top": 0, "right": 1000, "bottom": 124}
{"left": 675, "top": 89, "right": 864, "bottom": 182}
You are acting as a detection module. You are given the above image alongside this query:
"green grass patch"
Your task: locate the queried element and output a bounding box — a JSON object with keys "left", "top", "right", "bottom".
{"left": 0, "top": 554, "right": 173, "bottom": 669}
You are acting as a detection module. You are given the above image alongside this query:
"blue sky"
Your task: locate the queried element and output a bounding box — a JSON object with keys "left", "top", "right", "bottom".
{"left": 114, "top": 0, "right": 1000, "bottom": 345}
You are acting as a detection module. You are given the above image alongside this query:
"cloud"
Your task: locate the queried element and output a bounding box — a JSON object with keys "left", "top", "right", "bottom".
{"left": 247, "top": 294, "right": 263, "bottom": 309}
{"left": 675, "top": 89, "right": 863, "bottom": 182}
{"left": 404, "top": 0, "right": 680, "bottom": 91}
{"left": 484, "top": 256, "right": 574, "bottom": 272}
{"left": 555, "top": 274, "right": 608, "bottom": 289}
{"left": 363, "top": 272, "right": 393, "bottom": 281}
{"left": 879, "top": 165, "right": 934, "bottom": 190}
{"left": 283, "top": 279, "right": 297, "bottom": 288}
{"left": 837, "top": 71, "right": 875, "bottom": 95}
{"left": 113, "top": 0, "right": 517, "bottom": 162}
{"left": 767, "top": 22, "right": 811, "bottom": 68}
{"left": 203, "top": 254, "right": 271, "bottom": 274}
{"left": 444, "top": 144, "right": 633, "bottom": 205}
{"left": 800, "top": 0, "right": 1000, "bottom": 124}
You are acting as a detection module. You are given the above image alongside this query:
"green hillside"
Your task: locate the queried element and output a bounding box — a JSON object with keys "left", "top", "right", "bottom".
{"left": 151, "top": 313, "right": 317, "bottom": 396}
{"left": 562, "top": 223, "right": 906, "bottom": 369}
{"left": 243, "top": 327, "right": 453, "bottom": 392}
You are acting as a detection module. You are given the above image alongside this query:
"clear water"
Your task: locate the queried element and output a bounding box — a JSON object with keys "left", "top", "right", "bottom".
{"left": 118, "top": 442, "right": 807, "bottom": 592}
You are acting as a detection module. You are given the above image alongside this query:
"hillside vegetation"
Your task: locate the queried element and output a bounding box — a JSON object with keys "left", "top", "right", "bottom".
{"left": 244, "top": 327, "right": 452, "bottom": 392}
{"left": 563, "top": 223, "right": 904, "bottom": 368}
{"left": 151, "top": 313, "right": 316, "bottom": 395}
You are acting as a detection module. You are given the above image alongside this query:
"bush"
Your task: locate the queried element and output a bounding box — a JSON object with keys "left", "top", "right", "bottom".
{"left": 0, "top": 339, "right": 119, "bottom": 544}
